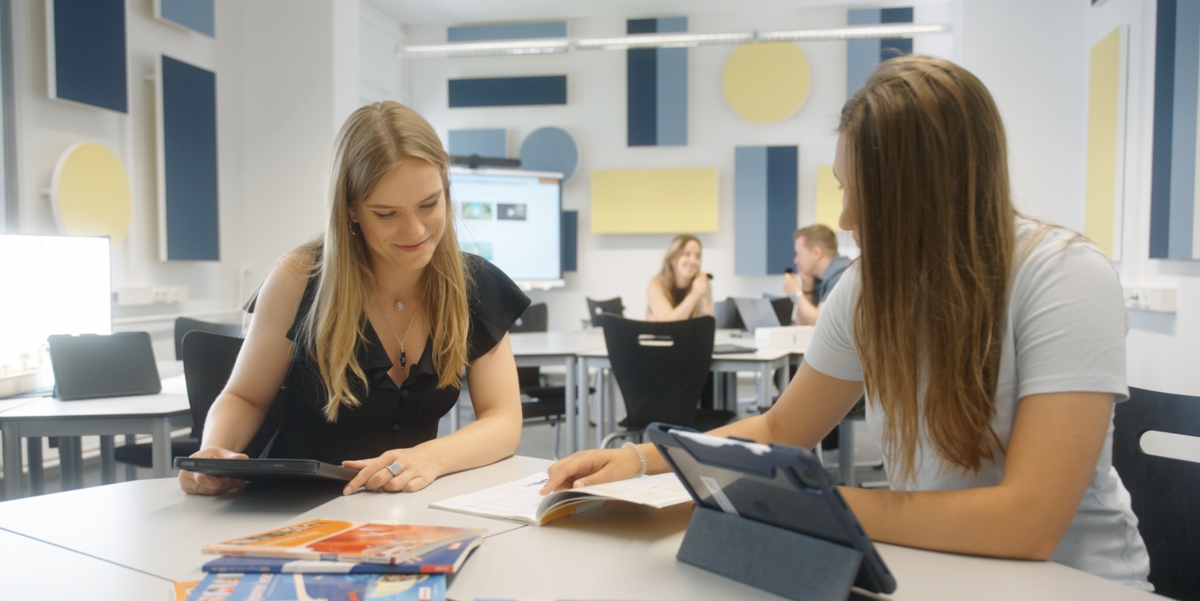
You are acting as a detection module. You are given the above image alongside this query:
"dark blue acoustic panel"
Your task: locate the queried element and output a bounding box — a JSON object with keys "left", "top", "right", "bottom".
{"left": 161, "top": 56, "right": 219, "bottom": 261}
{"left": 448, "top": 21, "right": 566, "bottom": 42}
{"left": 50, "top": 0, "right": 127, "bottom": 113}
{"left": 561, "top": 210, "right": 578, "bottom": 272}
{"left": 448, "top": 76, "right": 567, "bottom": 107}
{"left": 158, "top": 0, "right": 214, "bottom": 37}
{"left": 626, "top": 17, "right": 688, "bottom": 147}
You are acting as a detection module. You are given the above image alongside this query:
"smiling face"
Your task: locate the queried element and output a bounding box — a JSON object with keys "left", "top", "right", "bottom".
{"left": 672, "top": 239, "right": 702, "bottom": 284}
{"left": 348, "top": 158, "right": 447, "bottom": 273}
{"left": 834, "top": 134, "right": 860, "bottom": 247}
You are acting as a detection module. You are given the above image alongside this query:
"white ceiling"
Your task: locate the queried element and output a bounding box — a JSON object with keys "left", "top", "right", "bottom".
{"left": 364, "top": 0, "right": 891, "bottom": 25}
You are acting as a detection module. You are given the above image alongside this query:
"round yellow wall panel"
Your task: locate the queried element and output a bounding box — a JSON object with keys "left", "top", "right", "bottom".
{"left": 51, "top": 142, "right": 132, "bottom": 247}
{"left": 723, "top": 43, "right": 811, "bottom": 123}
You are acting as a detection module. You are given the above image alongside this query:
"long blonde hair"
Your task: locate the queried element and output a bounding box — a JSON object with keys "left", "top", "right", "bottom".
{"left": 297, "top": 102, "right": 472, "bottom": 422}
{"left": 840, "top": 56, "right": 1015, "bottom": 482}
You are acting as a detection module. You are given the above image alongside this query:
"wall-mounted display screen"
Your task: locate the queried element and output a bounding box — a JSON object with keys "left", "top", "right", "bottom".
{"left": 450, "top": 169, "right": 562, "bottom": 281}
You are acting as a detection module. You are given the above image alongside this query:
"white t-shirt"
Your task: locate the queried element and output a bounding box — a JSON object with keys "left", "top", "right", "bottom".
{"left": 804, "top": 218, "right": 1151, "bottom": 590}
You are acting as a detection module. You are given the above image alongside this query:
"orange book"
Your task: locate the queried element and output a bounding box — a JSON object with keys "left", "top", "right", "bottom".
{"left": 202, "top": 519, "right": 485, "bottom": 565}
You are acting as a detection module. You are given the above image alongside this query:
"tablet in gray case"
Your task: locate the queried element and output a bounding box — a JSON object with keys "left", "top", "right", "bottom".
{"left": 48, "top": 332, "right": 162, "bottom": 400}
{"left": 174, "top": 457, "right": 359, "bottom": 482}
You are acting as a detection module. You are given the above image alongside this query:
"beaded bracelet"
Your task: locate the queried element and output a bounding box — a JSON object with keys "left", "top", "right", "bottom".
{"left": 622, "top": 441, "right": 648, "bottom": 478}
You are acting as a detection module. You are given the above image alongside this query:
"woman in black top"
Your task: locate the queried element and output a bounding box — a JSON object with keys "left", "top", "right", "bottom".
{"left": 179, "top": 102, "right": 529, "bottom": 496}
{"left": 645, "top": 234, "right": 712, "bottom": 322}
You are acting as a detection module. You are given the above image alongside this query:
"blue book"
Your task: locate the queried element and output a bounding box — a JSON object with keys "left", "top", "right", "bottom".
{"left": 203, "top": 537, "right": 481, "bottom": 574}
{"left": 186, "top": 572, "right": 445, "bottom": 601}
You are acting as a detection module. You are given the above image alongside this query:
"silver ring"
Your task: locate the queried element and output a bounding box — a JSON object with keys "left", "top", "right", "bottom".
{"left": 193, "top": 482, "right": 199, "bottom": 493}
{"left": 385, "top": 461, "right": 404, "bottom": 477}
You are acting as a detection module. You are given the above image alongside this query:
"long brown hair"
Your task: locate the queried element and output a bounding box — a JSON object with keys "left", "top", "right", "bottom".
{"left": 297, "top": 102, "right": 472, "bottom": 421}
{"left": 840, "top": 56, "right": 1015, "bottom": 482}
{"left": 658, "top": 234, "right": 702, "bottom": 313}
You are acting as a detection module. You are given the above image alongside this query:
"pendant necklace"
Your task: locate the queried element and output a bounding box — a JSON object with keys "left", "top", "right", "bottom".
{"left": 373, "top": 289, "right": 418, "bottom": 369}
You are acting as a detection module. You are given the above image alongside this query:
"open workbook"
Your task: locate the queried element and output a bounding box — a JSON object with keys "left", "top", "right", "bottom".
{"left": 429, "top": 472, "right": 692, "bottom": 526}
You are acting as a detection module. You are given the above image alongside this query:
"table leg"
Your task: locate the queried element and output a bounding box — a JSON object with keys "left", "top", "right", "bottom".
{"left": 100, "top": 435, "right": 116, "bottom": 485}
{"left": 839, "top": 419, "right": 856, "bottom": 487}
{"left": 713, "top": 373, "right": 724, "bottom": 411}
{"left": 151, "top": 418, "right": 173, "bottom": 478}
{"left": 564, "top": 356, "right": 577, "bottom": 456}
{"left": 577, "top": 358, "right": 587, "bottom": 452}
{"left": 124, "top": 435, "right": 138, "bottom": 481}
{"left": 2, "top": 423, "right": 23, "bottom": 500}
{"left": 596, "top": 369, "right": 607, "bottom": 450}
{"left": 26, "top": 438, "right": 43, "bottom": 496}
{"left": 756, "top": 364, "right": 769, "bottom": 412}
{"left": 59, "top": 436, "right": 79, "bottom": 491}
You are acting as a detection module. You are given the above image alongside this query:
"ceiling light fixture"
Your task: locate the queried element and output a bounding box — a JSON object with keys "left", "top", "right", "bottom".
{"left": 400, "top": 23, "right": 950, "bottom": 58}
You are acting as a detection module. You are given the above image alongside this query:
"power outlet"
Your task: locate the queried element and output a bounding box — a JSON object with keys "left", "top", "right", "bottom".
{"left": 1123, "top": 287, "right": 1177, "bottom": 313}
{"left": 115, "top": 286, "right": 189, "bottom": 306}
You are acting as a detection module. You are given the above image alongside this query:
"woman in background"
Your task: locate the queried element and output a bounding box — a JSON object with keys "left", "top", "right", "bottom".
{"left": 645, "top": 234, "right": 712, "bottom": 322}
{"left": 179, "top": 101, "right": 528, "bottom": 497}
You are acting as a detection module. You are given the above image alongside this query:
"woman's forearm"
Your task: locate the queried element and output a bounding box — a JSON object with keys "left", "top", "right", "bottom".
{"left": 416, "top": 405, "right": 521, "bottom": 477}
{"left": 201, "top": 392, "right": 270, "bottom": 453}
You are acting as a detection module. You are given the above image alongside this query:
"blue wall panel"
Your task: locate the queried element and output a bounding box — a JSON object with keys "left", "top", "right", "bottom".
{"left": 51, "top": 0, "right": 127, "bottom": 113}
{"left": 449, "top": 76, "right": 567, "bottom": 107}
{"left": 520, "top": 127, "right": 580, "bottom": 182}
{"left": 449, "top": 129, "right": 507, "bottom": 158}
{"left": 847, "top": 7, "right": 913, "bottom": 98}
{"left": 561, "top": 210, "right": 578, "bottom": 272}
{"left": 627, "top": 17, "right": 688, "bottom": 146}
{"left": 735, "top": 147, "right": 769, "bottom": 276}
{"left": 766, "top": 147, "right": 799, "bottom": 275}
{"left": 1151, "top": 0, "right": 1178, "bottom": 258}
{"left": 159, "top": 0, "right": 214, "bottom": 36}
{"left": 1150, "top": 0, "right": 1200, "bottom": 259}
{"left": 162, "top": 56, "right": 219, "bottom": 261}
{"left": 448, "top": 21, "right": 566, "bottom": 42}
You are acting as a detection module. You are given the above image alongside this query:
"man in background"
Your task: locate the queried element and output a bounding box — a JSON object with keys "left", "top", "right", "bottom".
{"left": 783, "top": 225, "right": 851, "bottom": 325}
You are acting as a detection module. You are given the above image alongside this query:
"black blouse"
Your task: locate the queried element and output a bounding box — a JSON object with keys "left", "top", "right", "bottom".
{"left": 265, "top": 253, "right": 530, "bottom": 464}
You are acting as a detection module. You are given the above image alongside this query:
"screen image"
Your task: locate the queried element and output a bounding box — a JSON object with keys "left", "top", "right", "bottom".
{"left": 0, "top": 235, "right": 112, "bottom": 391}
{"left": 450, "top": 170, "right": 562, "bottom": 281}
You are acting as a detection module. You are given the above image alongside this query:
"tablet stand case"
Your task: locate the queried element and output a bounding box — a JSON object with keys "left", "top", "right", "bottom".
{"left": 678, "top": 506, "right": 863, "bottom": 601}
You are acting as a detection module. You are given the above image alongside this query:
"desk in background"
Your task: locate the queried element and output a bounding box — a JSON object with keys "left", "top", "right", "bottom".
{"left": 0, "top": 456, "right": 1157, "bottom": 601}
{"left": 508, "top": 330, "right": 605, "bottom": 454}
{"left": 0, "top": 375, "right": 190, "bottom": 500}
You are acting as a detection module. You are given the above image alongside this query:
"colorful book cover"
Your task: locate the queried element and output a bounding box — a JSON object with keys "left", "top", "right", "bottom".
{"left": 202, "top": 519, "right": 485, "bottom": 565}
{"left": 185, "top": 572, "right": 446, "bottom": 601}
{"left": 203, "top": 536, "right": 481, "bottom": 574}
{"left": 173, "top": 581, "right": 199, "bottom": 601}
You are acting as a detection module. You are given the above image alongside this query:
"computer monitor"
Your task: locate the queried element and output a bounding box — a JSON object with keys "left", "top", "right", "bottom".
{"left": 449, "top": 168, "right": 562, "bottom": 282}
{"left": 0, "top": 234, "right": 112, "bottom": 397}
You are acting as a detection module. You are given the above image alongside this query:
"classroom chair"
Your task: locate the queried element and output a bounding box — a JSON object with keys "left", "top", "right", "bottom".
{"left": 585, "top": 297, "right": 625, "bottom": 328}
{"left": 510, "top": 303, "right": 569, "bottom": 458}
{"left": 597, "top": 315, "right": 735, "bottom": 448}
{"left": 174, "top": 316, "right": 243, "bottom": 360}
{"left": 1112, "top": 387, "right": 1200, "bottom": 600}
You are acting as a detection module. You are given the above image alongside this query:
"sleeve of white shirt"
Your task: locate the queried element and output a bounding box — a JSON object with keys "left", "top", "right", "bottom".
{"left": 803, "top": 264, "right": 865, "bottom": 382}
{"left": 1010, "top": 236, "right": 1129, "bottom": 402}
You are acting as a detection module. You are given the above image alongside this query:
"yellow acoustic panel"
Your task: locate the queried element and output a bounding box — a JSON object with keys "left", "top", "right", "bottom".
{"left": 51, "top": 142, "right": 132, "bottom": 247}
{"left": 591, "top": 168, "right": 718, "bottom": 233}
{"left": 815, "top": 165, "right": 845, "bottom": 232}
{"left": 723, "top": 43, "right": 811, "bottom": 123}
{"left": 1085, "top": 27, "right": 1121, "bottom": 259}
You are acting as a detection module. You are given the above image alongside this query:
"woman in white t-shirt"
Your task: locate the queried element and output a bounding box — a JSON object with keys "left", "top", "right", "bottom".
{"left": 540, "top": 56, "right": 1151, "bottom": 590}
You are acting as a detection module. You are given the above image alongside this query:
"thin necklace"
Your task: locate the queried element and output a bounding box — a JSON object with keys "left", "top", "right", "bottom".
{"left": 373, "top": 289, "right": 418, "bottom": 369}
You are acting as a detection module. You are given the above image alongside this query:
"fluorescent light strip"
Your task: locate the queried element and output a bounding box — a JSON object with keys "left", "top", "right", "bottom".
{"left": 401, "top": 23, "right": 950, "bottom": 58}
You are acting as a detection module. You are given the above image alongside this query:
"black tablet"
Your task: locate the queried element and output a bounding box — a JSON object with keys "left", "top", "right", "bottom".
{"left": 48, "top": 332, "right": 162, "bottom": 400}
{"left": 647, "top": 423, "right": 897, "bottom": 596}
{"left": 173, "top": 458, "right": 359, "bottom": 482}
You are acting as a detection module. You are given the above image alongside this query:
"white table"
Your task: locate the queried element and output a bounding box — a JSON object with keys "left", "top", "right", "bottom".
{"left": 0, "top": 375, "right": 191, "bottom": 500}
{"left": 0, "top": 528, "right": 174, "bottom": 599}
{"left": 0, "top": 455, "right": 1160, "bottom": 601}
{"left": 508, "top": 330, "right": 605, "bottom": 454}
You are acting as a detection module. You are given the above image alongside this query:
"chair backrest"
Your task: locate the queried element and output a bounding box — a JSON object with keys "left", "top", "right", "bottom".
{"left": 768, "top": 296, "right": 794, "bottom": 326}
{"left": 586, "top": 297, "right": 625, "bottom": 327}
{"left": 712, "top": 298, "right": 742, "bottom": 330}
{"left": 181, "top": 331, "right": 243, "bottom": 442}
{"left": 175, "top": 317, "right": 243, "bottom": 360}
{"left": 1113, "top": 387, "right": 1200, "bottom": 600}
{"left": 511, "top": 302, "right": 549, "bottom": 334}
{"left": 601, "top": 315, "right": 715, "bottom": 430}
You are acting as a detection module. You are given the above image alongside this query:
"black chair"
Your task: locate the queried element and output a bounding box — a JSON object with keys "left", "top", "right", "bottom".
{"left": 768, "top": 296, "right": 794, "bottom": 326}
{"left": 174, "top": 317, "right": 243, "bottom": 360}
{"left": 598, "top": 315, "right": 735, "bottom": 448}
{"left": 509, "top": 303, "right": 569, "bottom": 458}
{"left": 586, "top": 297, "right": 625, "bottom": 328}
{"left": 1112, "top": 387, "right": 1200, "bottom": 600}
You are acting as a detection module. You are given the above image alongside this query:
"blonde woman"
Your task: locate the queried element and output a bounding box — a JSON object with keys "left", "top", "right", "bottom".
{"left": 180, "top": 102, "right": 528, "bottom": 496}
{"left": 542, "top": 57, "right": 1151, "bottom": 590}
{"left": 646, "top": 234, "right": 712, "bottom": 322}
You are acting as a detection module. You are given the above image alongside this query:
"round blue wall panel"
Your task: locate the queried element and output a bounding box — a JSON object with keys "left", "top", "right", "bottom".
{"left": 519, "top": 127, "right": 579, "bottom": 183}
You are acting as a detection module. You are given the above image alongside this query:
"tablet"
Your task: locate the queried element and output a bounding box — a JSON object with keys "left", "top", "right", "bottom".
{"left": 48, "top": 332, "right": 162, "bottom": 400}
{"left": 173, "top": 458, "right": 359, "bottom": 482}
{"left": 647, "top": 423, "right": 897, "bottom": 596}
{"left": 712, "top": 343, "right": 757, "bottom": 354}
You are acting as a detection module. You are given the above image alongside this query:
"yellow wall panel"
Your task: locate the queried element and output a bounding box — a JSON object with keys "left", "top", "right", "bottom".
{"left": 1085, "top": 27, "right": 1123, "bottom": 259}
{"left": 51, "top": 142, "right": 132, "bottom": 247}
{"left": 815, "top": 165, "right": 845, "bottom": 232}
{"left": 722, "top": 43, "right": 811, "bottom": 123}
{"left": 591, "top": 168, "right": 718, "bottom": 233}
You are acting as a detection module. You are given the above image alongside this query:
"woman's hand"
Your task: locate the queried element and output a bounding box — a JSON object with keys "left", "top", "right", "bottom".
{"left": 342, "top": 447, "right": 443, "bottom": 495}
{"left": 539, "top": 447, "right": 642, "bottom": 495}
{"left": 689, "top": 272, "right": 710, "bottom": 298}
{"left": 179, "top": 447, "right": 248, "bottom": 495}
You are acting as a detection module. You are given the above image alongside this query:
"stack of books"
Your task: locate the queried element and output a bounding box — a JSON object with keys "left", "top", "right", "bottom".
{"left": 180, "top": 519, "right": 485, "bottom": 601}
